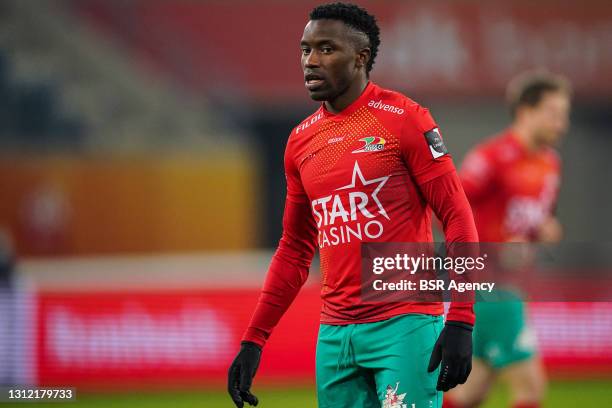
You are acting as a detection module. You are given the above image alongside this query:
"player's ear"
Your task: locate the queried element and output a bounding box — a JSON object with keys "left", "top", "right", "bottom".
{"left": 356, "top": 47, "right": 371, "bottom": 71}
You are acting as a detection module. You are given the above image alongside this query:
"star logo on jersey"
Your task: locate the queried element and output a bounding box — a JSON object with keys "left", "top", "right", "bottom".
{"left": 336, "top": 161, "right": 389, "bottom": 220}
{"left": 311, "top": 161, "right": 391, "bottom": 248}
{"left": 352, "top": 136, "right": 386, "bottom": 153}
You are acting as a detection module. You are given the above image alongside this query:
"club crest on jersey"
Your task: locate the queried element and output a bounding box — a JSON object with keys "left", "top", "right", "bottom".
{"left": 383, "top": 382, "right": 408, "bottom": 408}
{"left": 352, "top": 136, "right": 386, "bottom": 153}
{"left": 424, "top": 128, "right": 448, "bottom": 159}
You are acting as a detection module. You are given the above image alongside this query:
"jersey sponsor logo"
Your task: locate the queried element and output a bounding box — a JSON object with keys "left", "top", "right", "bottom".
{"left": 328, "top": 136, "right": 344, "bottom": 144}
{"left": 504, "top": 174, "right": 559, "bottom": 236}
{"left": 311, "top": 161, "right": 389, "bottom": 248}
{"left": 368, "top": 99, "right": 405, "bottom": 115}
{"left": 424, "top": 128, "right": 448, "bottom": 159}
{"left": 352, "top": 136, "right": 386, "bottom": 153}
{"left": 383, "top": 382, "right": 408, "bottom": 408}
{"left": 295, "top": 112, "right": 323, "bottom": 134}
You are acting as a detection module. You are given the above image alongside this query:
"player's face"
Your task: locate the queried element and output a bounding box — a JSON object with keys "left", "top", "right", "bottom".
{"left": 300, "top": 19, "right": 363, "bottom": 102}
{"left": 529, "top": 91, "right": 571, "bottom": 146}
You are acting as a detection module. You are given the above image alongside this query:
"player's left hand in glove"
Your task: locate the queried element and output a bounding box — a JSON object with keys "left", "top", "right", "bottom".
{"left": 427, "top": 321, "right": 473, "bottom": 392}
{"left": 228, "top": 341, "right": 261, "bottom": 407}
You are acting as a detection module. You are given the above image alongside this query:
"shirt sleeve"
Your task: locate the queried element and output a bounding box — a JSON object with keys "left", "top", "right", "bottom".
{"left": 400, "top": 106, "right": 455, "bottom": 186}
{"left": 418, "top": 165, "right": 479, "bottom": 326}
{"left": 459, "top": 148, "right": 495, "bottom": 204}
{"left": 242, "top": 137, "right": 318, "bottom": 348}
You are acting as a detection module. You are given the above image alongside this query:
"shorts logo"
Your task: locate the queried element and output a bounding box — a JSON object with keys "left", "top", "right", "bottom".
{"left": 383, "top": 382, "right": 408, "bottom": 408}
{"left": 424, "top": 128, "right": 448, "bottom": 159}
{"left": 352, "top": 136, "right": 386, "bottom": 153}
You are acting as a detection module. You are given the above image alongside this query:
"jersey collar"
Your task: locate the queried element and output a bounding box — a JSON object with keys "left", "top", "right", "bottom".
{"left": 321, "top": 81, "right": 376, "bottom": 120}
{"left": 505, "top": 128, "right": 546, "bottom": 157}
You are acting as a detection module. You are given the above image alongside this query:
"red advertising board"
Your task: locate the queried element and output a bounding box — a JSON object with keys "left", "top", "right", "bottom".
{"left": 529, "top": 302, "right": 612, "bottom": 376}
{"left": 35, "top": 288, "right": 612, "bottom": 388}
{"left": 36, "top": 287, "right": 320, "bottom": 388}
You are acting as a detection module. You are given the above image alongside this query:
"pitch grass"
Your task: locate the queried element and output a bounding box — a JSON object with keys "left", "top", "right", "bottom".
{"left": 32, "top": 380, "right": 611, "bottom": 407}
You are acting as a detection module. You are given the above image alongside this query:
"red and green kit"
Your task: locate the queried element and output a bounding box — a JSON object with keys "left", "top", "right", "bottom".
{"left": 243, "top": 82, "right": 478, "bottom": 406}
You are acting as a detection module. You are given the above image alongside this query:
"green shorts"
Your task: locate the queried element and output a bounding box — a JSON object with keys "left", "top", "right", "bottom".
{"left": 316, "top": 314, "right": 443, "bottom": 408}
{"left": 473, "top": 298, "right": 537, "bottom": 369}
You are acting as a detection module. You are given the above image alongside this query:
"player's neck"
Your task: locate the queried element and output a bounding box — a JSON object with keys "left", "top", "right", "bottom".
{"left": 510, "top": 124, "right": 545, "bottom": 153}
{"left": 324, "top": 77, "right": 369, "bottom": 114}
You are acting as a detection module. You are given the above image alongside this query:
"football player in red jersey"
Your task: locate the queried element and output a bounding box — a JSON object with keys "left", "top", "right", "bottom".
{"left": 228, "top": 3, "right": 478, "bottom": 407}
{"left": 444, "top": 72, "right": 571, "bottom": 408}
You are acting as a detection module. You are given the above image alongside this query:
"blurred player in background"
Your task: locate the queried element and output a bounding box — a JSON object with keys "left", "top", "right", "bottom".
{"left": 228, "top": 2, "right": 479, "bottom": 407}
{"left": 444, "top": 71, "right": 571, "bottom": 408}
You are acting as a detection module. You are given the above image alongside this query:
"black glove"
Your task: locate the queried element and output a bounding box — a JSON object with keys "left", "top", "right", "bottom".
{"left": 427, "top": 321, "right": 473, "bottom": 392}
{"left": 228, "top": 341, "right": 261, "bottom": 407}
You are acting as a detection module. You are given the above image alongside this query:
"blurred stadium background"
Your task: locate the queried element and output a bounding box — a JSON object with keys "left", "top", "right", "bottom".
{"left": 0, "top": 0, "right": 610, "bottom": 406}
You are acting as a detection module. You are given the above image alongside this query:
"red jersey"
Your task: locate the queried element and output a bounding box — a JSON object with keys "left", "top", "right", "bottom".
{"left": 244, "top": 82, "right": 478, "bottom": 347}
{"left": 460, "top": 130, "right": 561, "bottom": 242}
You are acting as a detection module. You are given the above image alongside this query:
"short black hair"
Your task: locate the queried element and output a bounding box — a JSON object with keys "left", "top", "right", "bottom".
{"left": 309, "top": 2, "right": 380, "bottom": 75}
{"left": 506, "top": 70, "right": 572, "bottom": 118}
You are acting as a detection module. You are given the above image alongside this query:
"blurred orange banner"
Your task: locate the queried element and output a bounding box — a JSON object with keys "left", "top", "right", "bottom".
{"left": 0, "top": 154, "right": 258, "bottom": 255}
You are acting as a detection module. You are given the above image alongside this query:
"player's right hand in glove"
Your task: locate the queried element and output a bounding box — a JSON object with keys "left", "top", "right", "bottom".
{"left": 427, "top": 321, "right": 473, "bottom": 392}
{"left": 228, "top": 341, "right": 261, "bottom": 407}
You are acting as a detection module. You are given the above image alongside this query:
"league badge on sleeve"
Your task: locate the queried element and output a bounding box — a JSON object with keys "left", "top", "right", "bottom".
{"left": 424, "top": 128, "right": 448, "bottom": 159}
